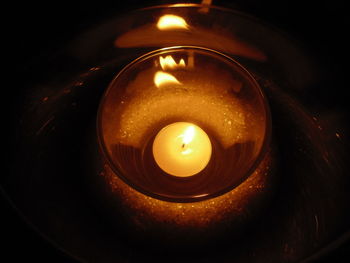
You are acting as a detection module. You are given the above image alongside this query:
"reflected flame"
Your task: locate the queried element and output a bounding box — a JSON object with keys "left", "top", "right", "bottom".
{"left": 160, "top": 55, "right": 186, "bottom": 70}
{"left": 154, "top": 71, "right": 181, "bottom": 88}
{"left": 157, "top": 14, "right": 189, "bottom": 30}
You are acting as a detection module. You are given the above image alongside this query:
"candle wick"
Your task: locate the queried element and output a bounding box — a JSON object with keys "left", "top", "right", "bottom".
{"left": 182, "top": 143, "right": 186, "bottom": 149}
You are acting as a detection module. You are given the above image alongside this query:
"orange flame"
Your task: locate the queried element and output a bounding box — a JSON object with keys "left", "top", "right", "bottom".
{"left": 157, "top": 14, "right": 189, "bottom": 30}
{"left": 178, "top": 125, "right": 196, "bottom": 155}
{"left": 159, "top": 55, "right": 186, "bottom": 70}
{"left": 154, "top": 71, "right": 181, "bottom": 88}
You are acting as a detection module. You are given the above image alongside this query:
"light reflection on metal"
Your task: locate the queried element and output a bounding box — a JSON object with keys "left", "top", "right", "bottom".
{"left": 154, "top": 71, "right": 182, "bottom": 88}
{"left": 157, "top": 14, "right": 189, "bottom": 30}
{"left": 115, "top": 27, "right": 266, "bottom": 61}
{"left": 159, "top": 55, "right": 186, "bottom": 70}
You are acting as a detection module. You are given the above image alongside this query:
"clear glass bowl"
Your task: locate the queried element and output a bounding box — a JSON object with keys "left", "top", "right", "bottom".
{"left": 97, "top": 46, "right": 271, "bottom": 202}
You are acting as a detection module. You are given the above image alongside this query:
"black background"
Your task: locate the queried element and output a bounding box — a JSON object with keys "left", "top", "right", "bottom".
{"left": 3, "top": 0, "right": 349, "bottom": 262}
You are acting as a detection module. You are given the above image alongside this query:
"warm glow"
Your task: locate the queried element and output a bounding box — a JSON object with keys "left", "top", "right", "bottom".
{"left": 179, "top": 125, "right": 195, "bottom": 145}
{"left": 160, "top": 55, "right": 186, "bottom": 70}
{"left": 157, "top": 14, "right": 189, "bottom": 30}
{"left": 152, "top": 122, "right": 212, "bottom": 177}
{"left": 154, "top": 71, "right": 181, "bottom": 88}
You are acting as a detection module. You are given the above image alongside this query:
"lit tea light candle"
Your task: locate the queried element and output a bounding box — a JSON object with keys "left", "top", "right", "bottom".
{"left": 152, "top": 122, "right": 212, "bottom": 177}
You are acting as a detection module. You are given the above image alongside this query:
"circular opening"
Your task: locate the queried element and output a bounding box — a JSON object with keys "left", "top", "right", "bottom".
{"left": 97, "top": 46, "right": 271, "bottom": 202}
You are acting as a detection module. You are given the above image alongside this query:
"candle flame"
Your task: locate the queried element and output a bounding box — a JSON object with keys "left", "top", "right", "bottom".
{"left": 160, "top": 55, "right": 186, "bottom": 70}
{"left": 157, "top": 14, "right": 189, "bottom": 30}
{"left": 181, "top": 125, "right": 195, "bottom": 145}
{"left": 177, "top": 125, "right": 196, "bottom": 155}
{"left": 154, "top": 71, "right": 181, "bottom": 88}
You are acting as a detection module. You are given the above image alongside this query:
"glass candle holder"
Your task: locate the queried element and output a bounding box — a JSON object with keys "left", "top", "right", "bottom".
{"left": 97, "top": 46, "right": 271, "bottom": 202}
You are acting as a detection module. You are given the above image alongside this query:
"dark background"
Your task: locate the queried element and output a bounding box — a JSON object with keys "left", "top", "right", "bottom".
{"left": 3, "top": 0, "right": 349, "bottom": 262}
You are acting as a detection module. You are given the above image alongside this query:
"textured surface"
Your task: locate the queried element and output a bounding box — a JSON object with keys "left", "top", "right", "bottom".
{"left": 101, "top": 51, "right": 266, "bottom": 151}
{"left": 101, "top": 150, "right": 273, "bottom": 234}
